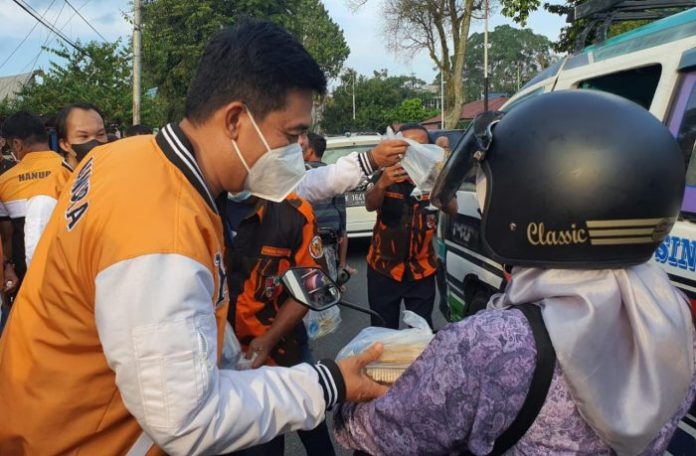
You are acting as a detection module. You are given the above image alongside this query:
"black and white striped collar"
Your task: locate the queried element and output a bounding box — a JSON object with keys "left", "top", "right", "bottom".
{"left": 156, "top": 123, "right": 219, "bottom": 214}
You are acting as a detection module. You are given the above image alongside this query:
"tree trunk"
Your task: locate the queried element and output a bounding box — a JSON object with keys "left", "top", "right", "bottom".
{"left": 444, "top": 0, "right": 475, "bottom": 129}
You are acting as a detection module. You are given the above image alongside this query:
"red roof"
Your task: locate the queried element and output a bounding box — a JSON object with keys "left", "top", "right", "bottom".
{"left": 421, "top": 97, "right": 509, "bottom": 126}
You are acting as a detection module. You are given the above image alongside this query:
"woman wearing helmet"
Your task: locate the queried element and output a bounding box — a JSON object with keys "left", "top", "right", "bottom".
{"left": 332, "top": 90, "right": 696, "bottom": 455}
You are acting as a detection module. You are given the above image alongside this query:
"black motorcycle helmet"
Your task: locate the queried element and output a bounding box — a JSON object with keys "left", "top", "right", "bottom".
{"left": 434, "top": 90, "right": 685, "bottom": 268}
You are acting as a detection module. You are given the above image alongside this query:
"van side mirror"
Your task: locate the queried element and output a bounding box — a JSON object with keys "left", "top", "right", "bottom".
{"left": 281, "top": 267, "right": 341, "bottom": 311}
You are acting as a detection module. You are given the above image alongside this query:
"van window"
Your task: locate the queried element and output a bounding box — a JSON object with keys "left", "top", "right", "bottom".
{"left": 578, "top": 64, "right": 661, "bottom": 109}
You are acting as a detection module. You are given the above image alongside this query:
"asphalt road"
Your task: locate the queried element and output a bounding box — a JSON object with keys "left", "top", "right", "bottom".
{"left": 285, "top": 237, "right": 448, "bottom": 456}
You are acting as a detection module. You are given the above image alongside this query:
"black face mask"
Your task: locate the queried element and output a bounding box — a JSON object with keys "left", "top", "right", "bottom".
{"left": 71, "top": 139, "right": 106, "bottom": 162}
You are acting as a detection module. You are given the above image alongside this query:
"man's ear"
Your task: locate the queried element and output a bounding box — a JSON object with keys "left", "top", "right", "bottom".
{"left": 59, "top": 138, "right": 71, "bottom": 154}
{"left": 223, "top": 102, "right": 247, "bottom": 141}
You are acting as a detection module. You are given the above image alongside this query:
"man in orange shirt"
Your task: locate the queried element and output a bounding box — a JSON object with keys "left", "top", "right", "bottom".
{"left": 0, "top": 112, "right": 70, "bottom": 280}
{"left": 0, "top": 19, "right": 384, "bottom": 455}
{"left": 365, "top": 124, "right": 440, "bottom": 328}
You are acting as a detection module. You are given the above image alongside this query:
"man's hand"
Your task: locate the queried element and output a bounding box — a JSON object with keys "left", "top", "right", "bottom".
{"left": 369, "top": 140, "right": 408, "bottom": 168}
{"left": 379, "top": 163, "right": 409, "bottom": 187}
{"left": 4, "top": 264, "right": 18, "bottom": 293}
{"left": 337, "top": 343, "right": 389, "bottom": 402}
{"left": 246, "top": 333, "right": 277, "bottom": 369}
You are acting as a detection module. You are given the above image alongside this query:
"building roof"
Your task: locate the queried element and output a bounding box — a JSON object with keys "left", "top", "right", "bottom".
{"left": 421, "top": 97, "right": 509, "bottom": 126}
{"left": 0, "top": 71, "right": 40, "bottom": 102}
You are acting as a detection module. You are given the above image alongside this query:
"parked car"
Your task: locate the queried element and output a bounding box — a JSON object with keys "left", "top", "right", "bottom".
{"left": 323, "top": 134, "right": 382, "bottom": 237}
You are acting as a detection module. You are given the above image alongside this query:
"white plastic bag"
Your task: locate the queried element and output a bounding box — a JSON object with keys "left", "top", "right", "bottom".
{"left": 336, "top": 310, "right": 434, "bottom": 384}
{"left": 220, "top": 322, "right": 256, "bottom": 370}
{"left": 386, "top": 128, "right": 445, "bottom": 192}
{"left": 304, "top": 305, "right": 342, "bottom": 340}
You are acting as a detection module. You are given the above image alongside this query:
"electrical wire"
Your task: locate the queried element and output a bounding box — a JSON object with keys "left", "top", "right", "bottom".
{"left": 10, "top": 0, "right": 85, "bottom": 53}
{"left": 21, "top": 0, "right": 69, "bottom": 74}
{"left": 0, "top": 0, "right": 58, "bottom": 72}
{"left": 63, "top": 0, "right": 107, "bottom": 42}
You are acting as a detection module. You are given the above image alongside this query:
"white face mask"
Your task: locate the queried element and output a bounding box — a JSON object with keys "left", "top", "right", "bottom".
{"left": 231, "top": 109, "right": 306, "bottom": 203}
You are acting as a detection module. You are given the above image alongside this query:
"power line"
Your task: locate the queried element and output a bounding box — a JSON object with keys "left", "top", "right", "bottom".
{"left": 10, "top": 0, "right": 85, "bottom": 54}
{"left": 21, "top": 0, "right": 69, "bottom": 74}
{"left": 0, "top": 0, "right": 58, "bottom": 72}
{"left": 63, "top": 0, "right": 107, "bottom": 42}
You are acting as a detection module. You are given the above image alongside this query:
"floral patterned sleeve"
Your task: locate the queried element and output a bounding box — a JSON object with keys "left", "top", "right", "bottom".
{"left": 333, "top": 309, "right": 539, "bottom": 456}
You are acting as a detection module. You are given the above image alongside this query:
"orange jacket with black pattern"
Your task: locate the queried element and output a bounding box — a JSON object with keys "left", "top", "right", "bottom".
{"left": 226, "top": 193, "right": 327, "bottom": 367}
{"left": 367, "top": 181, "right": 438, "bottom": 282}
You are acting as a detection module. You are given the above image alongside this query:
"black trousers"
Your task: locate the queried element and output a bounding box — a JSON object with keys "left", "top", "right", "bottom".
{"left": 367, "top": 266, "right": 435, "bottom": 329}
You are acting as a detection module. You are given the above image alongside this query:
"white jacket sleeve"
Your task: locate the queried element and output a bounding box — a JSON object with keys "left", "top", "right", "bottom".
{"left": 95, "top": 253, "right": 344, "bottom": 456}
{"left": 296, "top": 151, "right": 375, "bottom": 203}
{"left": 24, "top": 195, "right": 58, "bottom": 267}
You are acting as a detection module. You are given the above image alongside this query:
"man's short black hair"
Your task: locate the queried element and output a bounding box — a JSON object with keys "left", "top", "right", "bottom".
{"left": 307, "top": 132, "right": 326, "bottom": 159}
{"left": 1, "top": 111, "right": 48, "bottom": 144}
{"left": 398, "top": 123, "right": 431, "bottom": 143}
{"left": 125, "top": 124, "right": 152, "bottom": 137}
{"left": 185, "top": 18, "right": 327, "bottom": 123}
{"left": 56, "top": 102, "right": 104, "bottom": 141}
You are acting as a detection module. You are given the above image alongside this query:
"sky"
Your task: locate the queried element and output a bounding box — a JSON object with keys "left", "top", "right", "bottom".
{"left": 0, "top": 0, "right": 567, "bottom": 84}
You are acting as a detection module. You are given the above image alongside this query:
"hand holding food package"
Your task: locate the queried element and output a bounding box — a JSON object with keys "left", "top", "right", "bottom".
{"left": 336, "top": 311, "right": 434, "bottom": 384}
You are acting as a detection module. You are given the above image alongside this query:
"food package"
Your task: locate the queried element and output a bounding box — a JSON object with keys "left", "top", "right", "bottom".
{"left": 336, "top": 310, "right": 434, "bottom": 384}
{"left": 304, "top": 306, "right": 342, "bottom": 340}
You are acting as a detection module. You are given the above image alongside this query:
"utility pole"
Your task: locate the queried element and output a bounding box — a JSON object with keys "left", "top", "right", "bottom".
{"left": 483, "top": 0, "right": 489, "bottom": 111}
{"left": 133, "top": 0, "right": 142, "bottom": 125}
{"left": 352, "top": 71, "right": 356, "bottom": 121}
{"left": 440, "top": 71, "right": 445, "bottom": 130}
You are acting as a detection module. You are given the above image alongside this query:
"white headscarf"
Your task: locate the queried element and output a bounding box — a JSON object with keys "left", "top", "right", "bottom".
{"left": 489, "top": 264, "right": 693, "bottom": 455}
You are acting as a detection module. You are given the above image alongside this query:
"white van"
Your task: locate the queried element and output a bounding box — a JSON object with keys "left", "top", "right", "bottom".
{"left": 438, "top": 9, "right": 696, "bottom": 452}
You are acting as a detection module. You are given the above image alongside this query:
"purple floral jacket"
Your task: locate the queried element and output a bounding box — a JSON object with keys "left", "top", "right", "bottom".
{"left": 334, "top": 308, "right": 696, "bottom": 455}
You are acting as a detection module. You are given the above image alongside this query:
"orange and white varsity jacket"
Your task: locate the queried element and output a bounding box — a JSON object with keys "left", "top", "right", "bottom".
{"left": 0, "top": 125, "right": 342, "bottom": 455}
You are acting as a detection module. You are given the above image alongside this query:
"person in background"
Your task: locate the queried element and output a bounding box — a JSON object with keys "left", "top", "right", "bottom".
{"left": 364, "top": 123, "right": 440, "bottom": 328}
{"left": 125, "top": 124, "right": 153, "bottom": 137}
{"left": 0, "top": 19, "right": 385, "bottom": 455}
{"left": 0, "top": 112, "right": 70, "bottom": 281}
{"left": 0, "top": 132, "right": 18, "bottom": 333}
{"left": 226, "top": 190, "right": 336, "bottom": 456}
{"left": 302, "top": 132, "right": 348, "bottom": 280}
{"left": 56, "top": 102, "right": 108, "bottom": 169}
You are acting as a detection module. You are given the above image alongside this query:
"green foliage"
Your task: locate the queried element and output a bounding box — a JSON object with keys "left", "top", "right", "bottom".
{"left": 2, "top": 40, "right": 145, "bottom": 127}
{"left": 463, "top": 25, "right": 554, "bottom": 100}
{"left": 141, "top": 0, "right": 349, "bottom": 124}
{"left": 321, "top": 69, "right": 437, "bottom": 134}
{"left": 390, "top": 98, "right": 438, "bottom": 124}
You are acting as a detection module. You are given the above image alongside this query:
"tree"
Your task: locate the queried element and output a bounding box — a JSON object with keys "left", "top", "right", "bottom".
{"left": 2, "top": 40, "right": 141, "bottom": 128}
{"left": 463, "top": 25, "right": 554, "bottom": 101}
{"left": 353, "top": 0, "right": 539, "bottom": 129}
{"left": 321, "top": 69, "right": 436, "bottom": 133}
{"left": 141, "top": 0, "right": 350, "bottom": 124}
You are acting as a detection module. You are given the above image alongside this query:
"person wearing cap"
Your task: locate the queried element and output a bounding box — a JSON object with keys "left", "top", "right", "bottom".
{"left": 334, "top": 91, "right": 696, "bottom": 455}
{"left": 0, "top": 19, "right": 385, "bottom": 455}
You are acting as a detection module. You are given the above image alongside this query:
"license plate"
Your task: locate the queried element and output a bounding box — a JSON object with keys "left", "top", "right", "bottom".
{"left": 346, "top": 192, "right": 365, "bottom": 207}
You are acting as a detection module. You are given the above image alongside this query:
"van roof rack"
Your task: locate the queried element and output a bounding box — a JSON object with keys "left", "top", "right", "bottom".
{"left": 569, "top": 0, "right": 696, "bottom": 50}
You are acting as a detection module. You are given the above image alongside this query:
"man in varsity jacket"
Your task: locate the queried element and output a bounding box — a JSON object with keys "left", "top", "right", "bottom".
{"left": 0, "top": 19, "right": 385, "bottom": 455}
